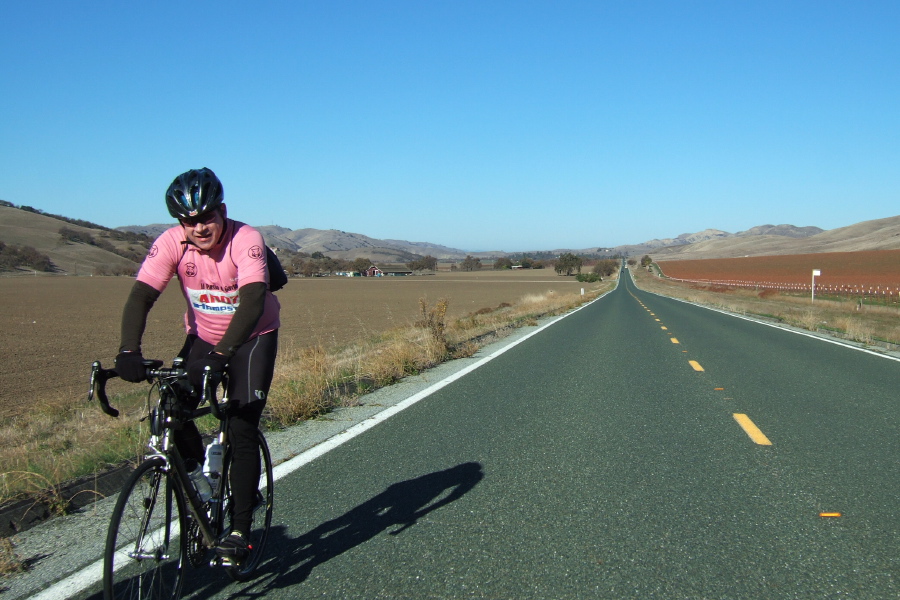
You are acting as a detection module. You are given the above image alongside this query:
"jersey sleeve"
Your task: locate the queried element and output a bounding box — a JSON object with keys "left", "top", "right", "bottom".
{"left": 231, "top": 224, "right": 269, "bottom": 287}
{"left": 136, "top": 227, "right": 182, "bottom": 291}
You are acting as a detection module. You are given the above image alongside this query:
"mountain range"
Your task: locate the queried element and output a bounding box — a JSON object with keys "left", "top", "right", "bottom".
{"left": 119, "top": 222, "right": 835, "bottom": 261}
{"left": 3, "top": 203, "right": 900, "bottom": 275}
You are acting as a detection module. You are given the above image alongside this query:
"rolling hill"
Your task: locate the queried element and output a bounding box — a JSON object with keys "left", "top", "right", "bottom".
{"left": 0, "top": 206, "right": 145, "bottom": 275}
{"left": 3, "top": 201, "right": 900, "bottom": 275}
{"left": 649, "top": 216, "right": 900, "bottom": 260}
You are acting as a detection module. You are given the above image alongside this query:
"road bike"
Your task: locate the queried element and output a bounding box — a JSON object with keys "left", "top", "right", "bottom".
{"left": 89, "top": 357, "right": 274, "bottom": 600}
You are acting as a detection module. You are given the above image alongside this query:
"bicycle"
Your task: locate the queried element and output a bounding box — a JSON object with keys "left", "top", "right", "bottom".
{"left": 89, "top": 356, "right": 274, "bottom": 600}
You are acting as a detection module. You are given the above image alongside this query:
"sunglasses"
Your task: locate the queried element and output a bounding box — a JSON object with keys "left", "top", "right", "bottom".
{"left": 180, "top": 211, "right": 220, "bottom": 227}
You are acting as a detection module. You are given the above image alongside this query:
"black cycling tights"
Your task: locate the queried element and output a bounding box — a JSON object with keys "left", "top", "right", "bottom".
{"left": 174, "top": 330, "right": 277, "bottom": 534}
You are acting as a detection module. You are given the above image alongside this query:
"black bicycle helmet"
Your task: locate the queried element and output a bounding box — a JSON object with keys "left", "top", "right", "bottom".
{"left": 165, "top": 168, "right": 224, "bottom": 219}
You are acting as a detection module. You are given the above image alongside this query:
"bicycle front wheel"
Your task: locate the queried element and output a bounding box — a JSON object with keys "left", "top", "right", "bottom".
{"left": 103, "top": 457, "right": 186, "bottom": 600}
{"left": 222, "top": 429, "right": 274, "bottom": 582}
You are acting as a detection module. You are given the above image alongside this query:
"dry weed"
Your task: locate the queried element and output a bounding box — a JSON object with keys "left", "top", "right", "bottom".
{"left": 1, "top": 279, "right": 613, "bottom": 493}
{"left": 0, "top": 537, "right": 25, "bottom": 575}
{"left": 635, "top": 267, "right": 900, "bottom": 347}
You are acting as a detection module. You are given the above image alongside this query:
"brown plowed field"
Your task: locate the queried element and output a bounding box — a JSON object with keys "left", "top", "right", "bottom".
{"left": 0, "top": 270, "right": 584, "bottom": 419}
{"left": 657, "top": 250, "right": 900, "bottom": 289}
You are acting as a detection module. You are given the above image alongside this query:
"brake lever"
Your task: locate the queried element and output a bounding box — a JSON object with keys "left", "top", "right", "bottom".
{"left": 201, "top": 366, "right": 226, "bottom": 420}
{"left": 89, "top": 361, "right": 120, "bottom": 418}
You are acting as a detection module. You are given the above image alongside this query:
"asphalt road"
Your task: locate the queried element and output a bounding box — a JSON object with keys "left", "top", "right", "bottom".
{"left": 33, "top": 270, "right": 900, "bottom": 598}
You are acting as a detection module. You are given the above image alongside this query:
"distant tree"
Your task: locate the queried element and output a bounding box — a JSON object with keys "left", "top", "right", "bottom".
{"left": 493, "top": 257, "right": 513, "bottom": 270}
{"left": 627, "top": 258, "right": 637, "bottom": 267}
{"left": 0, "top": 241, "right": 53, "bottom": 272}
{"left": 554, "top": 253, "right": 583, "bottom": 276}
{"left": 460, "top": 255, "right": 482, "bottom": 272}
{"left": 352, "top": 257, "right": 373, "bottom": 273}
{"left": 300, "top": 260, "right": 318, "bottom": 277}
{"left": 407, "top": 255, "right": 438, "bottom": 272}
{"left": 311, "top": 251, "right": 326, "bottom": 260}
{"left": 59, "top": 226, "right": 94, "bottom": 245}
{"left": 593, "top": 259, "right": 618, "bottom": 278}
{"left": 640, "top": 255, "right": 652, "bottom": 267}
{"left": 518, "top": 257, "right": 534, "bottom": 269}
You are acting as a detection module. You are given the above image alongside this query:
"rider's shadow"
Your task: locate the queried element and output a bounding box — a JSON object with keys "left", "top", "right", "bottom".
{"left": 268, "top": 461, "right": 484, "bottom": 588}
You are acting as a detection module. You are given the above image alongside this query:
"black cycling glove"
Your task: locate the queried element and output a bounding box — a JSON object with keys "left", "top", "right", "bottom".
{"left": 188, "top": 352, "right": 229, "bottom": 390}
{"left": 115, "top": 351, "right": 147, "bottom": 383}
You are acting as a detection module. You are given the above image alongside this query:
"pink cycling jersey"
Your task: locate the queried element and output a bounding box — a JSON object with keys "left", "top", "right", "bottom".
{"left": 137, "top": 220, "right": 281, "bottom": 345}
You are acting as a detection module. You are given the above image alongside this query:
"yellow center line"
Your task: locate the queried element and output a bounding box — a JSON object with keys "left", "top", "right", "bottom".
{"left": 671, "top": 338, "right": 680, "bottom": 344}
{"left": 689, "top": 360, "right": 704, "bottom": 371}
{"left": 733, "top": 414, "right": 772, "bottom": 445}
{"left": 661, "top": 326, "right": 668, "bottom": 330}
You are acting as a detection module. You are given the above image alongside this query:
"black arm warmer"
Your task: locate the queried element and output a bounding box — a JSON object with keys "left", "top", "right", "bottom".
{"left": 214, "top": 282, "right": 267, "bottom": 357}
{"left": 120, "top": 281, "right": 162, "bottom": 353}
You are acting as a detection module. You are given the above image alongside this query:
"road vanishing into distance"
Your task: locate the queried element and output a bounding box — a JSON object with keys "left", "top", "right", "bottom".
{"left": 67, "top": 269, "right": 897, "bottom": 598}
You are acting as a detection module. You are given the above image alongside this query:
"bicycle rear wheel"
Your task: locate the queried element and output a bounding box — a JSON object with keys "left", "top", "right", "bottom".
{"left": 222, "top": 429, "right": 274, "bottom": 581}
{"left": 104, "top": 457, "right": 186, "bottom": 600}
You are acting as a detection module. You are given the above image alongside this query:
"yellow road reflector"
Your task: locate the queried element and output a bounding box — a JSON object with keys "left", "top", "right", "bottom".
{"left": 714, "top": 387, "right": 724, "bottom": 391}
{"left": 733, "top": 413, "right": 772, "bottom": 445}
{"left": 671, "top": 338, "right": 680, "bottom": 344}
{"left": 689, "top": 360, "right": 704, "bottom": 371}
{"left": 655, "top": 318, "right": 661, "bottom": 322}
{"left": 819, "top": 512, "right": 842, "bottom": 518}
{"left": 661, "top": 326, "right": 668, "bottom": 330}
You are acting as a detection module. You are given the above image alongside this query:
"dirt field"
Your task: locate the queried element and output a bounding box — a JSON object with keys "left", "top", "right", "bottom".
{"left": 656, "top": 250, "right": 900, "bottom": 289}
{"left": 0, "top": 270, "right": 583, "bottom": 419}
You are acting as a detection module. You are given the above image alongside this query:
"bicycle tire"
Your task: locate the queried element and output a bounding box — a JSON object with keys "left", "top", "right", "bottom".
{"left": 222, "top": 429, "right": 274, "bottom": 582}
{"left": 103, "top": 457, "right": 186, "bottom": 600}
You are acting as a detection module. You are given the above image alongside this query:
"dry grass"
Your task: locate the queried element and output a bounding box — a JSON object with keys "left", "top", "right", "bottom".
{"left": 0, "top": 537, "right": 24, "bottom": 575}
{"left": 634, "top": 267, "right": 900, "bottom": 347}
{"left": 0, "top": 280, "right": 612, "bottom": 500}
{"left": 266, "top": 287, "right": 608, "bottom": 427}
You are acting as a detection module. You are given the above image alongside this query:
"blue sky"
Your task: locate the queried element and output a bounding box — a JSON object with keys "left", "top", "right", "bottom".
{"left": 1, "top": 1, "right": 898, "bottom": 252}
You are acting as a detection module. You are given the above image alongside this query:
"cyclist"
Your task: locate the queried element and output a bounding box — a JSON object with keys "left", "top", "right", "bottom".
{"left": 114, "top": 167, "right": 280, "bottom": 564}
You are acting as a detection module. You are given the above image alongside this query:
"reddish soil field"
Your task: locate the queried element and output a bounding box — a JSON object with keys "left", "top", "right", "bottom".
{"left": 657, "top": 250, "right": 900, "bottom": 291}
{"left": 0, "top": 270, "right": 582, "bottom": 419}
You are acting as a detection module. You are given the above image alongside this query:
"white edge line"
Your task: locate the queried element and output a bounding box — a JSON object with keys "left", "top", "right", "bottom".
{"left": 632, "top": 270, "right": 900, "bottom": 363}
{"left": 32, "top": 279, "right": 619, "bottom": 600}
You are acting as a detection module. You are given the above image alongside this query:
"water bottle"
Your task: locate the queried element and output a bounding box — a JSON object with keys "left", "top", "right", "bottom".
{"left": 186, "top": 459, "right": 212, "bottom": 502}
{"left": 203, "top": 442, "right": 224, "bottom": 495}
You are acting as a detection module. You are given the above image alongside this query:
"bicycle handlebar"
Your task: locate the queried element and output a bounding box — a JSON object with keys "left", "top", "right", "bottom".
{"left": 88, "top": 360, "right": 227, "bottom": 420}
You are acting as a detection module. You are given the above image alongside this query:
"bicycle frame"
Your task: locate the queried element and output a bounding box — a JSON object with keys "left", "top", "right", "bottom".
{"left": 90, "top": 359, "right": 233, "bottom": 551}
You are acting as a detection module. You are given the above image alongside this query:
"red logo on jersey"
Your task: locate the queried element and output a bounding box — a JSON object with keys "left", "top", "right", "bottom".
{"left": 185, "top": 263, "right": 197, "bottom": 277}
{"left": 249, "top": 246, "right": 263, "bottom": 260}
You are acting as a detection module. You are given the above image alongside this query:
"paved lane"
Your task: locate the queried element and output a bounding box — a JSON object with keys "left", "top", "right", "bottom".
{"left": 77, "top": 270, "right": 898, "bottom": 598}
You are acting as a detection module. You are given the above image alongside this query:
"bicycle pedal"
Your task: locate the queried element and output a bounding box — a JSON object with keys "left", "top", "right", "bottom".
{"left": 211, "top": 555, "right": 236, "bottom": 568}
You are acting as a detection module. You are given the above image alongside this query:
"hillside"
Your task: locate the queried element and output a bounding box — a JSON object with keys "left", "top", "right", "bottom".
{"left": 4, "top": 200, "right": 900, "bottom": 274}
{"left": 117, "top": 223, "right": 468, "bottom": 263}
{"left": 651, "top": 216, "right": 900, "bottom": 260}
{"left": 0, "top": 206, "right": 144, "bottom": 275}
